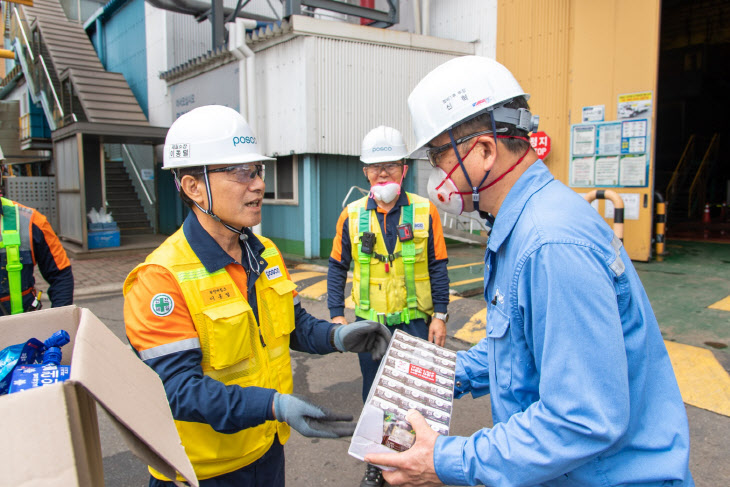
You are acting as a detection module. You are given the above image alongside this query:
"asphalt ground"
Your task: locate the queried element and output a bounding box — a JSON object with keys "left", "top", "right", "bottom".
{"left": 78, "top": 293, "right": 729, "bottom": 487}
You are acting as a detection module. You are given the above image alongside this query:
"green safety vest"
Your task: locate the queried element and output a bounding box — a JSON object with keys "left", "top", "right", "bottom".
{"left": 348, "top": 193, "right": 433, "bottom": 325}
{"left": 0, "top": 197, "right": 29, "bottom": 314}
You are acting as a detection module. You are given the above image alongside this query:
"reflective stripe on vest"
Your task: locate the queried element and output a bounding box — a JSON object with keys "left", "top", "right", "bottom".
{"left": 0, "top": 198, "right": 32, "bottom": 314}
{"left": 348, "top": 193, "right": 433, "bottom": 325}
{"left": 123, "top": 228, "right": 295, "bottom": 481}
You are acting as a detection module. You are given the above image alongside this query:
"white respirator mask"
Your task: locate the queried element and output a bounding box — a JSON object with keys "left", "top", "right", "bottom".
{"left": 370, "top": 181, "right": 401, "bottom": 204}
{"left": 427, "top": 167, "right": 464, "bottom": 215}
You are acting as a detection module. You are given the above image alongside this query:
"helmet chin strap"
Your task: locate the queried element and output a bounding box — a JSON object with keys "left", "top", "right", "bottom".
{"left": 447, "top": 108, "right": 499, "bottom": 207}
{"left": 189, "top": 167, "right": 261, "bottom": 274}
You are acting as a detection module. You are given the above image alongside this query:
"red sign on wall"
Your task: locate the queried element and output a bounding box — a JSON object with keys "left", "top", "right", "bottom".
{"left": 530, "top": 131, "right": 552, "bottom": 159}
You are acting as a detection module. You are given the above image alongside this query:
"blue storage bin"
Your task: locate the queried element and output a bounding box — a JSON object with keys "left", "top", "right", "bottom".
{"left": 88, "top": 229, "right": 120, "bottom": 249}
{"left": 88, "top": 222, "right": 119, "bottom": 231}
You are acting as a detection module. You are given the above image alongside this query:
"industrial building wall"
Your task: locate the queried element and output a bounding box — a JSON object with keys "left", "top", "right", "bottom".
{"left": 497, "top": 0, "right": 661, "bottom": 261}
{"left": 497, "top": 0, "right": 570, "bottom": 182}
{"left": 93, "top": 0, "right": 149, "bottom": 116}
{"left": 309, "top": 36, "right": 457, "bottom": 156}
{"left": 429, "top": 0, "right": 497, "bottom": 58}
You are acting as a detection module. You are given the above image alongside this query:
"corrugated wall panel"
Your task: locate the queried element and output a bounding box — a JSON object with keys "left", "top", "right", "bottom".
{"left": 430, "top": 0, "right": 497, "bottom": 58}
{"left": 312, "top": 37, "right": 457, "bottom": 156}
{"left": 256, "top": 38, "right": 309, "bottom": 156}
{"left": 167, "top": 11, "right": 211, "bottom": 67}
{"left": 497, "top": 0, "right": 570, "bottom": 182}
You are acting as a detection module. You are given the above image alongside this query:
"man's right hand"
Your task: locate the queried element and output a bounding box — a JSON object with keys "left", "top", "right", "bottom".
{"left": 273, "top": 393, "right": 356, "bottom": 438}
{"left": 331, "top": 316, "right": 348, "bottom": 325}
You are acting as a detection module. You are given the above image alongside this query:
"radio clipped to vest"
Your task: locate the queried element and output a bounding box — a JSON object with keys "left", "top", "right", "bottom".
{"left": 397, "top": 223, "right": 413, "bottom": 242}
{"left": 360, "top": 232, "right": 376, "bottom": 255}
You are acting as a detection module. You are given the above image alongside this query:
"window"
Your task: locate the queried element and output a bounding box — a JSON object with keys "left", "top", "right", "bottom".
{"left": 263, "top": 154, "right": 298, "bottom": 204}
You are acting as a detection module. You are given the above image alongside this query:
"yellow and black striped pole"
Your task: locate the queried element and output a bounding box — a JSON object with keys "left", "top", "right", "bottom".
{"left": 654, "top": 192, "right": 666, "bottom": 262}
{"left": 584, "top": 190, "right": 624, "bottom": 241}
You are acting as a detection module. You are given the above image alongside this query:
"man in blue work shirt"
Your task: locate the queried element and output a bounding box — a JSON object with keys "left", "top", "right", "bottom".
{"left": 366, "top": 56, "right": 694, "bottom": 486}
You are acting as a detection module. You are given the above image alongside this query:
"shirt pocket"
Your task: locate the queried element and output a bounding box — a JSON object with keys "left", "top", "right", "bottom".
{"left": 488, "top": 304, "right": 512, "bottom": 390}
{"left": 202, "top": 301, "right": 254, "bottom": 370}
{"left": 262, "top": 279, "right": 297, "bottom": 339}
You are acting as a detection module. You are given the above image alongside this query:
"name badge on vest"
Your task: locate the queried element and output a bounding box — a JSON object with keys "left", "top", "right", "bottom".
{"left": 414, "top": 222, "right": 425, "bottom": 230}
{"left": 264, "top": 265, "right": 283, "bottom": 280}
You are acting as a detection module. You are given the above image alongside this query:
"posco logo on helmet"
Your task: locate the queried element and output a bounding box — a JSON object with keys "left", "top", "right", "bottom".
{"left": 233, "top": 136, "right": 257, "bottom": 147}
{"left": 372, "top": 146, "right": 393, "bottom": 152}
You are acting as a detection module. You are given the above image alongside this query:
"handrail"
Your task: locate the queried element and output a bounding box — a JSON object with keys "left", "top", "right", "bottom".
{"left": 665, "top": 134, "right": 694, "bottom": 204}
{"left": 688, "top": 133, "right": 718, "bottom": 217}
{"left": 11, "top": 6, "right": 67, "bottom": 130}
{"left": 11, "top": 6, "right": 33, "bottom": 62}
{"left": 122, "top": 144, "right": 155, "bottom": 206}
{"left": 38, "top": 56, "right": 64, "bottom": 120}
{"left": 341, "top": 185, "right": 369, "bottom": 208}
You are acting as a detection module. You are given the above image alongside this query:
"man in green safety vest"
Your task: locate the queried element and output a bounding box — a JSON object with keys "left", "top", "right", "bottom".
{"left": 0, "top": 189, "right": 73, "bottom": 315}
{"left": 327, "top": 126, "right": 450, "bottom": 487}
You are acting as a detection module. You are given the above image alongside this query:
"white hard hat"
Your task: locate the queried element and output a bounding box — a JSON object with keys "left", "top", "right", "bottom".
{"left": 408, "top": 56, "right": 533, "bottom": 158}
{"left": 360, "top": 125, "right": 408, "bottom": 164}
{"left": 163, "top": 105, "right": 274, "bottom": 169}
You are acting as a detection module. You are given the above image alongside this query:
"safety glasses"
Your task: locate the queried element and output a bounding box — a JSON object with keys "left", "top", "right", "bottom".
{"left": 364, "top": 162, "right": 404, "bottom": 174}
{"left": 207, "top": 164, "right": 265, "bottom": 183}
{"left": 425, "top": 130, "right": 495, "bottom": 167}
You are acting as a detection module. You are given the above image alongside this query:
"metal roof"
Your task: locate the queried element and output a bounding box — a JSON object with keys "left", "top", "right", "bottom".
{"left": 22, "top": 0, "right": 149, "bottom": 126}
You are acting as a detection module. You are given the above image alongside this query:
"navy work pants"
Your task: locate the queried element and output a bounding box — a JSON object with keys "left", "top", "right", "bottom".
{"left": 149, "top": 436, "right": 285, "bottom": 487}
{"left": 357, "top": 317, "right": 429, "bottom": 403}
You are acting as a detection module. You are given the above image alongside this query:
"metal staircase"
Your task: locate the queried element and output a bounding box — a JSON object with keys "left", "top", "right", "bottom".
{"left": 104, "top": 149, "right": 153, "bottom": 235}
{"left": 9, "top": 0, "right": 148, "bottom": 131}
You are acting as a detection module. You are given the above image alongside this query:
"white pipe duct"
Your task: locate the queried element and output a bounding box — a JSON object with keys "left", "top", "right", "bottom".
{"left": 413, "top": 0, "right": 421, "bottom": 35}
{"left": 422, "top": 0, "right": 430, "bottom": 36}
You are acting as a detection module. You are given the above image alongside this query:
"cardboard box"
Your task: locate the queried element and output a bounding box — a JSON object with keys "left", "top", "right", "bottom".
{"left": 349, "top": 330, "right": 456, "bottom": 469}
{"left": 0, "top": 306, "right": 198, "bottom": 486}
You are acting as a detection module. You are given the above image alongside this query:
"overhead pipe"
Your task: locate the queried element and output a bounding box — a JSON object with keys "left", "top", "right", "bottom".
{"left": 412, "top": 0, "right": 421, "bottom": 35}
{"left": 228, "top": 17, "right": 262, "bottom": 234}
{"left": 360, "top": 0, "right": 374, "bottom": 25}
{"left": 422, "top": 0, "right": 430, "bottom": 36}
{"left": 147, "top": 0, "right": 277, "bottom": 23}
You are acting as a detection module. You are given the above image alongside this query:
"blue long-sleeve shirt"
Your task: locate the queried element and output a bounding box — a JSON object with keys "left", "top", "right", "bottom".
{"left": 125, "top": 213, "right": 335, "bottom": 433}
{"left": 435, "top": 161, "right": 693, "bottom": 486}
{"left": 327, "top": 191, "right": 449, "bottom": 318}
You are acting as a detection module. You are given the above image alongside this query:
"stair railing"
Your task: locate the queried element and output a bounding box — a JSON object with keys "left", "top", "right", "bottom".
{"left": 122, "top": 144, "right": 154, "bottom": 206}
{"left": 665, "top": 134, "right": 695, "bottom": 209}
{"left": 10, "top": 6, "right": 69, "bottom": 130}
{"left": 687, "top": 133, "right": 719, "bottom": 218}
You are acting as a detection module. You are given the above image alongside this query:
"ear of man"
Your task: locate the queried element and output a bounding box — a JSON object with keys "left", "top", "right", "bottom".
{"left": 180, "top": 174, "right": 207, "bottom": 207}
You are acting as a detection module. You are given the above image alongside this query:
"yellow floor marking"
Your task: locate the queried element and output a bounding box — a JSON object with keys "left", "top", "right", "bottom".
{"left": 708, "top": 295, "right": 730, "bottom": 311}
{"left": 290, "top": 271, "right": 325, "bottom": 283}
{"left": 345, "top": 296, "right": 355, "bottom": 309}
{"left": 298, "top": 280, "right": 327, "bottom": 300}
{"left": 665, "top": 341, "right": 730, "bottom": 417}
{"left": 454, "top": 308, "right": 487, "bottom": 343}
{"left": 450, "top": 277, "right": 484, "bottom": 287}
{"left": 449, "top": 294, "right": 463, "bottom": 303}
{"left": 447, "top": 262, "right": 484, "bottom": 270}
{"left": 299, "top": 277, "right": 352, "bottom": 301}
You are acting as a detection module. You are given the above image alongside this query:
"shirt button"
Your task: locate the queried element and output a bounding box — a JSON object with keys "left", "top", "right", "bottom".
{"left": 456, "top": 381, "right": 462, "bottom": 388}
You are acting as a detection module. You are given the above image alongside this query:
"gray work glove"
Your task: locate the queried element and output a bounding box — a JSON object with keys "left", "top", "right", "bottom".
{"left": 273, "top": 393, "right": 356, "bottom": 438}
{"left": 332, "top": 320, "right": 392, "bottom": 360}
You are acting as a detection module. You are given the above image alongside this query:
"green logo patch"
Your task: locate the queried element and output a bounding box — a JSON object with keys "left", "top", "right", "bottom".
{"left": 150, "top": 293, "right": 175, "bottom": 317}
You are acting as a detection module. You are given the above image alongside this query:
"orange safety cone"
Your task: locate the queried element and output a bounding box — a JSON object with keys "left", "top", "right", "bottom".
{"left": 703, "top": 203, "right": 711, "bottom": 224}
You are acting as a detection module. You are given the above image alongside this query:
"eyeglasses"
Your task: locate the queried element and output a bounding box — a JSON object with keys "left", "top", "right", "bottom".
{"left": 207, "top": 164, "right": 265, "bottom": 183}
{"left": 425, "top": 130, "right": 494, "bottom": 167}
{"left": 365, "top": 162, "right": 404, "bottom": 174}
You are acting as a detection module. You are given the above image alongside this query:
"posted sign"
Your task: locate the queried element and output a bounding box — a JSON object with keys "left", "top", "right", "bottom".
{"left": 530, "top": 131, "right": 551, "bottom": 159}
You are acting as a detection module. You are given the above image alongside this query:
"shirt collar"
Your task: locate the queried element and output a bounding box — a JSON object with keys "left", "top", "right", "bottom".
{"left": 366, "top": 190, "right": 410, "bottom": 212}
{"left": 183, "top": 212, "right": 265, "bottom": 273}
{"left": 487, "top": 161, "right": 554, "bottom": 252}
